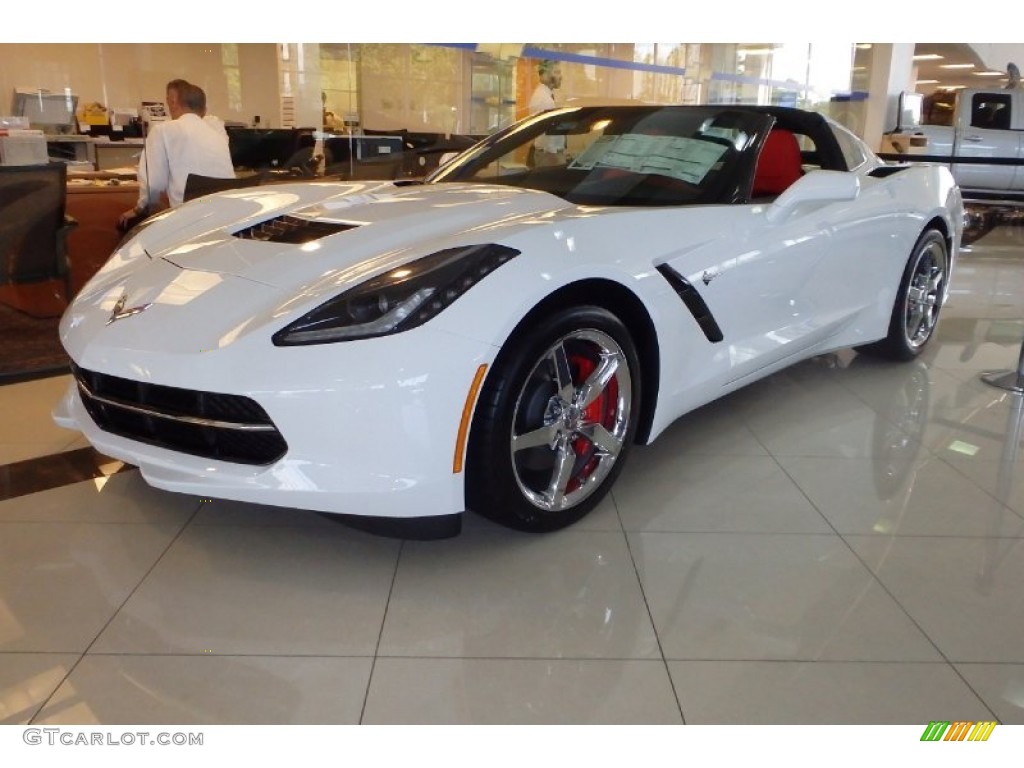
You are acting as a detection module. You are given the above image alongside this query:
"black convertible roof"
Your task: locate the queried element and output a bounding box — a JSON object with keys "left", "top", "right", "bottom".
{"left": 727, "top": 105, "right": 849, "bottom": 171}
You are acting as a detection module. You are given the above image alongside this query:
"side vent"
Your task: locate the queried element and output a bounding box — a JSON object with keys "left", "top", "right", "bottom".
{"left": 233, "top": 215, "right": 358, "bottom": 244}
{"left": 656, "top": 263, "right": 725, "bottom": 343}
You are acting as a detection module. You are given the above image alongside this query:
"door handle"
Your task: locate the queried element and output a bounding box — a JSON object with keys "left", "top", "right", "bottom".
{"left": 963, "top": 135, "right": 984, "bottom": 142}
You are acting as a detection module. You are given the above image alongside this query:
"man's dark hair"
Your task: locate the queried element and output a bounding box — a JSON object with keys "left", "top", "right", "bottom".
{"left": 166, "top": 78, "right": 190, "bottom": 100}
{"left": 180, "top": 83, "right": 207, "bottom": 114}
{"left": 166, "top": 79, "right": 206, "bottom": 114}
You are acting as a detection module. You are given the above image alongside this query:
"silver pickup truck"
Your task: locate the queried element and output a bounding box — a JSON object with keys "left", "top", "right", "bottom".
{"left": 885, "top": 88, "right": 1024, "bottom": 201}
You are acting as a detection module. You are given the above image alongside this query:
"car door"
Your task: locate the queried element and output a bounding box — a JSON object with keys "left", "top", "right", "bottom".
{"left": 660, "top": 198, "right": 837, "bottom": 389}
{"left": 953, "top": 92, "right": 1020, "bottom": 192}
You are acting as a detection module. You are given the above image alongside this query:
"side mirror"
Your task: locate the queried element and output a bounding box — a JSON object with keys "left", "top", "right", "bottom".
{"left": 766, "top": 170, "right": 860, "bottom": 223}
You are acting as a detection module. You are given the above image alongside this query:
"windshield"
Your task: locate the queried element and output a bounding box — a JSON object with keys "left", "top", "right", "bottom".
{"left": 428, "top": 106, "right": 771, "bottom": 206}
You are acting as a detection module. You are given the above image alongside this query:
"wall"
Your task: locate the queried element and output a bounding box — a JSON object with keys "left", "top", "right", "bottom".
{"left": 0, "top": 44, "right": 280, "bottom": 128}
{"left": 358, "top": 45, "right": 467, "bottom": 132}
{"left": 1, "top": 43, "right": 870, "bottom": 141}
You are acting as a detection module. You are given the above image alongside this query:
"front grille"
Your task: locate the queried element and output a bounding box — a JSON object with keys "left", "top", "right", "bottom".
{"left": 72, "top": 365, "right": 287, "bottom": 465}
{"left": 233, "top": 215, "right": 357, "bottom": 244}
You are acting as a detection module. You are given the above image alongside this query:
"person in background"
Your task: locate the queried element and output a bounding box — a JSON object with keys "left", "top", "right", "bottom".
{"left": 1006, "top": 63, "right": 1021, "bottom": 89}
{"left": 527, "top": 59, "right": 566, "bottom": 167}
{"left": 118, "top": 79, "right": 234, "bottom": 230}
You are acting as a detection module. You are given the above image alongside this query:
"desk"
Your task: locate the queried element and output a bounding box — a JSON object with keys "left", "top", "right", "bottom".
{"left": 66, "top": 181, "right": 140, "bottom": 295}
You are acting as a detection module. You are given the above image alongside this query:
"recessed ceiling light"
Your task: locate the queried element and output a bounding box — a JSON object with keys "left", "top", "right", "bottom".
{"left": 939, "top": 63, "right": 975, "bottom": 69}
{"left": 916, "top": 80, "right": 939, "bottom": 85}
{"left": 975, "top": 71, "right": 1007, "bottom": 77}
{"left": 913, "top": 54, "right": 944, "bottom": 61}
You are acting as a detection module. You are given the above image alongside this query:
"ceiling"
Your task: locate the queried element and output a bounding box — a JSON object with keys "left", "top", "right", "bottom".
{"left": 911, "top": 43, "right": 1012, "bottom": 93}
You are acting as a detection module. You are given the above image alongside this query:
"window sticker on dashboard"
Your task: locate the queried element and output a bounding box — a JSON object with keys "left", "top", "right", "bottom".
{"left": 570, "top": 134, "right": 728, "bottom": 184}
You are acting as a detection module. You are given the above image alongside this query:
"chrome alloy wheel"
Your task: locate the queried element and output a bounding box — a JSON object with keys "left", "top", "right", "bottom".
{"left": 903, "top": 238, "right": 947, "bottom": 350}
{"left": 509, "top": 328, "right": 633, "bottom": 512}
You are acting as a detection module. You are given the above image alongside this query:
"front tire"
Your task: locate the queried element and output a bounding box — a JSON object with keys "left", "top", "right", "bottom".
{"left": 859, "top": 228, "right": 948, "bottom": 361}
{"left": 466, "top": 306, "right": 641, "bottom": 532}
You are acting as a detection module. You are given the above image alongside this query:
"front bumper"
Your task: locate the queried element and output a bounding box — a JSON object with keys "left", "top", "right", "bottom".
{"left": 54, "top": 327, "right": 496, "bottom": 520}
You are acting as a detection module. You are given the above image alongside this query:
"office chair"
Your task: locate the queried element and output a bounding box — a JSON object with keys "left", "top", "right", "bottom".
{"left": 0, "top": 162, "right": 77, "bottom": 301}
{"left": 183, "top": 172, "right": 264, "bottom": 203}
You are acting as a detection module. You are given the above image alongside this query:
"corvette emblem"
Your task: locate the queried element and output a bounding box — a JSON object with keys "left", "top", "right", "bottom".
{"left": 107, "top": 293, "right": 152, "bottom": 325}
{"left": 702, "top": 270, "right": 718, "bottom": 286}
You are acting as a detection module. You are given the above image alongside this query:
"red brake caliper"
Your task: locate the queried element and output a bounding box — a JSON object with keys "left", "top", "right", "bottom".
{"left": 566, "top": 353, "right": 619, "bottom": 493}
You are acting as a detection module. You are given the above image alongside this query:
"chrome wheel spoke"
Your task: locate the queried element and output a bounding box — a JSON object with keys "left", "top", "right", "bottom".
{"left": 579, "top": 422, "right": 622, "bottom": 457}
{"left": 547, "top": 441, "right": 577, "bottom": 507}
{"left": 550, "top": 343, "right": 576, "bottom": 403}
{"left": 576, "top": 353, "right": 622, "bottom": 409}
{"left": 513, "top": 422, "right": 561, "bottom": 453}
{"left": 906, "top": 302, "right": 926, "bottom": 336}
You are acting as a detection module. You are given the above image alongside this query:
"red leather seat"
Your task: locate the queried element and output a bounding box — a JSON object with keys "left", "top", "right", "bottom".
{"left": 752, "top": 129, "right": 802, "bottom": 197}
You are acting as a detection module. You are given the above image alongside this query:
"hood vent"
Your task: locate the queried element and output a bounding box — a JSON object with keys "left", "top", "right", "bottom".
{"left": 233, "top": 215, "right": 359, "bottom": 244}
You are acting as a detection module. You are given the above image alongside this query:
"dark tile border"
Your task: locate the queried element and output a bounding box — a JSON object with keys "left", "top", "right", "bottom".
{"left": 0, "top": 365, "right": 71, "bottom": 387}
{"left": 0, "top": 448, "right": 136, "bottom": 502}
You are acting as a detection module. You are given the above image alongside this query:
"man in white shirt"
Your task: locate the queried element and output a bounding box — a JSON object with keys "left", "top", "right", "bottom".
{"left": 528, "top": 60, "right": 566, "bottom": 167}
{"left": 118, "top": 80, "right": 235, "bottom": 229}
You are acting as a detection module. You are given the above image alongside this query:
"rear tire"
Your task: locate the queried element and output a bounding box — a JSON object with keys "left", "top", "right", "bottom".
{"left": 858, "top": 228, "right": 948, "bottom": 361}
{"left": 466, "top": 306, "right": 641, "bottom": 532}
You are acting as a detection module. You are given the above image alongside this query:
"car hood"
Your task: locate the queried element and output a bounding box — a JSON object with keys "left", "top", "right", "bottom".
{"left": 62, "top": 181, "right": 577, "bottom": 360}
{"left": 124, "top": 181, "right": 574, "bottom": 290}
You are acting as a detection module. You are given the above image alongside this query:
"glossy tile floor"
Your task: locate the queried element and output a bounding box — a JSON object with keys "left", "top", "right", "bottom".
{"left": 2, "top": 228, "right": 1024, "bottom": 726}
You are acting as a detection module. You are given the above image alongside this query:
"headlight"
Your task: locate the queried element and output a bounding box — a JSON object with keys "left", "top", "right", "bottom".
{"left": 272, "top": 243, "right": 520, "bottom": 345}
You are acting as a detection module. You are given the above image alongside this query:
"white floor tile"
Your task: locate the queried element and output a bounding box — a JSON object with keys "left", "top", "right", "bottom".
{"left": 778, "top": 455, "right": 1023, "bottom": 537}
{"left": 0, "top": 376, "right": 77, "bottom": 458}
{"left": 847, "top": 535, "right": 1024, "bottom": 662}
{"left": 918, "top": 386, "right": 1024, "bottom": 462}
{"left": 629, "top": 532, "right": 942, "bottom": 661}
{"left": 955, "top": 663, "right": 1024, "bottom": 725}
{"left": 615, "top": 453, "right": 830, "bottom": 534}
{"left": 941, "top": 457, "right": 1024, "bottom": 519}
{"left": 363, "top": 658, "right": 681, "bottom": 724}
{"left": 33, "top": 654, "right": 373, "bottom": 725}
{"left": 745, "top": 384, "right": 904, "bottom": 458}
{"left": 0, "top": 653, "right": 78, "bottom": 725}
{"left": 379, "top": 530, "right": 660, "bottom": 660}
{"left": 464, "top": 494, "right": 623, "bottom": 532}
{"left": 91, "top": 524, "right": 401, "bottom": 656}
{"left": 640, "top": 399, "right": 769, "bottom": 457}
{"left": 670, "top": 661, "right": 994, "bottom": 724}
{"left": 0, "top": 522, "right": 182, "bottom": 652}
{"left": 0, "top": 472, "right": 198, "bottom": 524}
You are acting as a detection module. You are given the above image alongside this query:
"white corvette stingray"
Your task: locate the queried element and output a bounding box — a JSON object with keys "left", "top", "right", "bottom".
{"left": 54, "top": 105, "right": 963, "bottom": 537}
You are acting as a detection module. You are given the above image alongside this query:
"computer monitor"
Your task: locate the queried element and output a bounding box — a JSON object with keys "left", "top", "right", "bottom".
{"left": 227, "top": 127, "right": 309, "bottom": 171}
{"left": 12, "top": 90, "right": 79, "bottom": 134}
